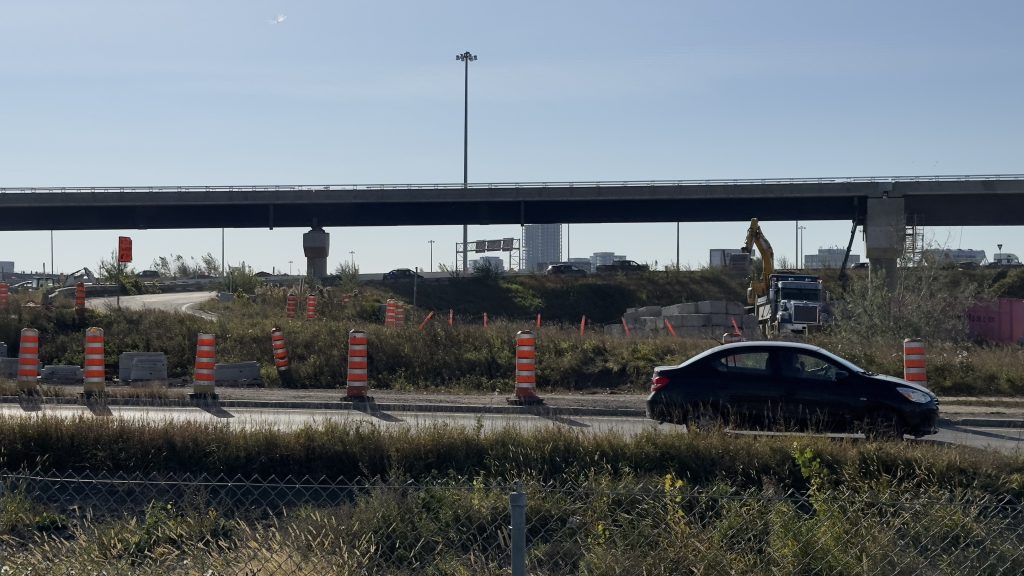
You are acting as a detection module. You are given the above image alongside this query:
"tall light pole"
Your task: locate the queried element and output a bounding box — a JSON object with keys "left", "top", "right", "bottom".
{"left": 428, "top": 240, "right": 435, "bottom": 272}
{"left": 798, "top": 225, "right": 806, "bottom": 268}
{"left": 288, "top": 260, "right": 293, "bottom": 275}
{"left": 456, "top": 50, "right": 477, "bottom": 274}
{"left": 349, "top": 250, "right": 355, "bottom": 267}
{"left": 794, "top": 221, "right": 798, "bottom": 270}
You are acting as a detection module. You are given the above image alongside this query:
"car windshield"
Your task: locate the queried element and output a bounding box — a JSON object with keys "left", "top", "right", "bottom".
{"left": 779, "top": 288, "right": 821, "bottom": 302}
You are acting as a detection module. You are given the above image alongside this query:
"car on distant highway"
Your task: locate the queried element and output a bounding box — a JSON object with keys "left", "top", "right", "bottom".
{"left": 383, "top": 268, "right": 423, "bottom": 281}
{"left": 595, "top": 260, "right": 649, "bottom": 274}
{"left": 545, "top": 263, "right": 587, "bottom": 277}
{"left": 646, "top": 341, "right": 939, "bottom": 440}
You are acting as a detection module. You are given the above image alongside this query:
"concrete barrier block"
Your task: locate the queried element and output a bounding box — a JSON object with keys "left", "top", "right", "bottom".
{"left": 637, "top": 317, "right": 662, "bottom": 331}
{"left": 678, "top": 326, "right": 709, "bottom": 338}
{"left": 604, "top": 324, "right": 625, "bottom": 337}
{"left": 0, "top": 358, "right": 17, "bottom": 379}
{"left": 215, "top": 361, "right": 263, "bottom": 387}
{"left": 40, "top": 365, "right": 84, "bottom": 384}
{"left": 119, "top": 352, "right": 168, "bottom": 383}
{"left": 622, "top": 311, "right": 642, "bottom": 325}
{"left": 697, "top": 301, "right": 727, "bottom": 314}
{"left": 676, "top": 314, "right": 709, "bottom": 327}
{"left": 726, "top": 301, "right": 746, "bottom": 315}
{"left": 662, "top": 303, "right": 697, "bottom": 316}
{"left": 709, "top": 314, "right": 733, "bottom": 328}
{"left": 635, "top": 306, "right": 663, "bottom": 318}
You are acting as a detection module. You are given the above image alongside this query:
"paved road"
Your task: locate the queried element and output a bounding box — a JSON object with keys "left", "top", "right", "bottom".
{"left": 0, "top": 403, "right": 1020, "bottom": 455}
{"left": 87, "top": 291, "right": 217, "bottom": 319}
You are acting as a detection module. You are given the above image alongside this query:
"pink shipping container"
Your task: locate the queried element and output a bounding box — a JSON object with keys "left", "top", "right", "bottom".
{"left": 966, "top": 298, "right": 1024, "bottom": 344}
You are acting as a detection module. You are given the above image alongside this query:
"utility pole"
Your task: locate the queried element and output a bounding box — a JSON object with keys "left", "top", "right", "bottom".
{"left": 456, "top": 51, "right": 477, "bottom": 274}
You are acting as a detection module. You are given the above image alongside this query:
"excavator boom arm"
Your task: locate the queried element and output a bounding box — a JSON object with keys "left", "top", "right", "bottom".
{"left": 741, "top": 218, "right": 774, "bottom": 304}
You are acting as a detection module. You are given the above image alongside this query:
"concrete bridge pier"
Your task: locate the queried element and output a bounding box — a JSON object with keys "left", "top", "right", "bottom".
{"left": 303, "top": 226, "right": 330, "bottom": 283}
{"left": 864, "top": 189, "right": 904, "bottom": 291}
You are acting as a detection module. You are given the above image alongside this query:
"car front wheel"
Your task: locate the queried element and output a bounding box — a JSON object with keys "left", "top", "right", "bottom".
{"left": 863, "top": 411, "right": 905, "bottom": 441}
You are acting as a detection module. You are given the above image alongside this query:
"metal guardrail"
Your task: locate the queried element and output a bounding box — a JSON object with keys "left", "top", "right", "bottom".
{"left": 1, "top": 174, "right": 1023, "bottom": 194}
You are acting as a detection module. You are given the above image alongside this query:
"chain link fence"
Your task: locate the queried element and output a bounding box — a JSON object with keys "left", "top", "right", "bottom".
{"left": 1, "top": 468, "right": 1022, "bottom": 575}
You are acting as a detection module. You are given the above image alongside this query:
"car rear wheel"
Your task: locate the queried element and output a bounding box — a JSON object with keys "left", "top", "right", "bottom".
{"left": 685, "top": 405, "right": 723, "bottom": 433}
{"left": 863, "top": 412, "right": 905, "bottom": 441}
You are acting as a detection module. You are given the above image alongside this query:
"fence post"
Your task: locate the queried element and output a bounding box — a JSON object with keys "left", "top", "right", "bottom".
{"left": 510, "top": 484, "right": 527, "bottom": 576}
{"left": 903, "top": 338, "right": 927, "bottom": 384}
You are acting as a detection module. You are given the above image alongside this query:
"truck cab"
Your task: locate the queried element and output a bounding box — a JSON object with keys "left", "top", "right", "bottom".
{"left": 756, "top": 273, "right": 825, "bottom": 336}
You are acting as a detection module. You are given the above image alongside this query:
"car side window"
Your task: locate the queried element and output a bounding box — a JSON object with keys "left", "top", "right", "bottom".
{"left": 713, "top": 352, "right": 770, "bottom": 376}
{"left": 782, "top": 352, "right": 842, "bottom": 381}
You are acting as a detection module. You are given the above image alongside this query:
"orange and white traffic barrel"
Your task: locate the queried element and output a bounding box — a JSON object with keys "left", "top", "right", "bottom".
{"left": 270, "top": 327, "right": 294, "bottom": 386}
{"left": 395, "top": 301, "right": 406, "bottom": 326}
{"left": 0, "top": 283, "right": 9, "bottom": 308}
{"left": 510, "top": 330, "right": 543, "bottom": 405}
{"left": 286, "top": 293, "right": 298, "bottom": 319}
{"left": 305, "top": 294, "right": 318, "bottom": 320}
{"left": 75, "top": 282, "right": 86, "bottom": 315}
{"left": 903, "top": 338, "right": 927, "bottom": 384}
{"left": 384, "top": 299, "right": 397, "bottom": 327}
{"left": 345, "top": 329, "right": 370, "bottom": 400}
{"left": 17, "top": 328, "right": 40, "bottom": 394}
{"left": 192, "top": 333, "right": 217, "bottom": 399}
{"left": 83, "top": 327, "right": 105, "bottom": 397}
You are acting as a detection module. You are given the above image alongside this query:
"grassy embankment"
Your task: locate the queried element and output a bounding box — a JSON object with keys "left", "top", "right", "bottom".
{"left": 3, "top": 266, "right": 1024, "bottom": 395}
{"left": 1, "top": 417, "right": 1023, "bottom": 573}
{"left": 2, "top": 267, "right": 1024, "bottom": 572}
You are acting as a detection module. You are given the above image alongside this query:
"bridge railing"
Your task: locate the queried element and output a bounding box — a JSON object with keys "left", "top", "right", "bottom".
{"left": 1, "top": 174, "right": 1023, "bottom": 194}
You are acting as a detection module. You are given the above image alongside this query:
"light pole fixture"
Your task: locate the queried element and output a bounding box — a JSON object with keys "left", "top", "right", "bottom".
{"left": 349, "top": 250, "right": 355, "bottom": 267}
{"left": 456, "top": 50, "right": 477, "bottom": 274}
{"left": 288, "top": 260, "right": 293, "bottom": 275}
{"left": 428, "top": 240, "right": 435, "bottom": 272}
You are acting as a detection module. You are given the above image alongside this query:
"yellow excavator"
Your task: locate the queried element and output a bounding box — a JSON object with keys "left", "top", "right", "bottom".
{"left": 740, "top": 218, "right": 826, "bottom": 337}
{"left": 741, "top": 218, "right": 774, "bottom": 306}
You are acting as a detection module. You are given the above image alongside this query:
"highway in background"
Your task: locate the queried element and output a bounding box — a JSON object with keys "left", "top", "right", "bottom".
{"left": 0, "top": 403, "right": 1019, "bottom": 455}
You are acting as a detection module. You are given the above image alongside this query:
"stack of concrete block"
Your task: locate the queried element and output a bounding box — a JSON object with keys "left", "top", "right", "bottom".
{"left": 614, "top": 300, "right": 757, "bottom": 339}
{"left": 40, "top": 365, "right": 84, "bottom": 384}
{"left": 214, "top": 361, "right": 263, "bottom": 387}
{"left": 119, "top": 352, "right": 169, "bottom": 386}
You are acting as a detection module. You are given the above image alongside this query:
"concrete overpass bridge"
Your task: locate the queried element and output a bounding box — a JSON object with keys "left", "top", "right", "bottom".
{"left": 2, "top": 174, "right": 1023, "bottom": 279}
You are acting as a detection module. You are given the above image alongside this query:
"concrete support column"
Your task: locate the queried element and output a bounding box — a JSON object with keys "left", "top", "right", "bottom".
{"left": 303, "top": 226, "right": 330, "bottom": 282}
{"left": 865, "top": 195, "right": 905, "bottom": 291}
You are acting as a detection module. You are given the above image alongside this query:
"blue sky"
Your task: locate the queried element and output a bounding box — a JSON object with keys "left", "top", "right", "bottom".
{"left": 1, "top": 1, "right": 1022, "bottom": 275}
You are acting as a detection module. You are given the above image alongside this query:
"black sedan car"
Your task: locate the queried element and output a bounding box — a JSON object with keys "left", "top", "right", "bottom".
{"left": 646, "top": 341, "right": 939, "bottom": 439}
{"left": 382, "top": 268, "right": 424, "bottom": 281}
{"left": 545, "top": 263, "right": 587, "bottom": 277}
